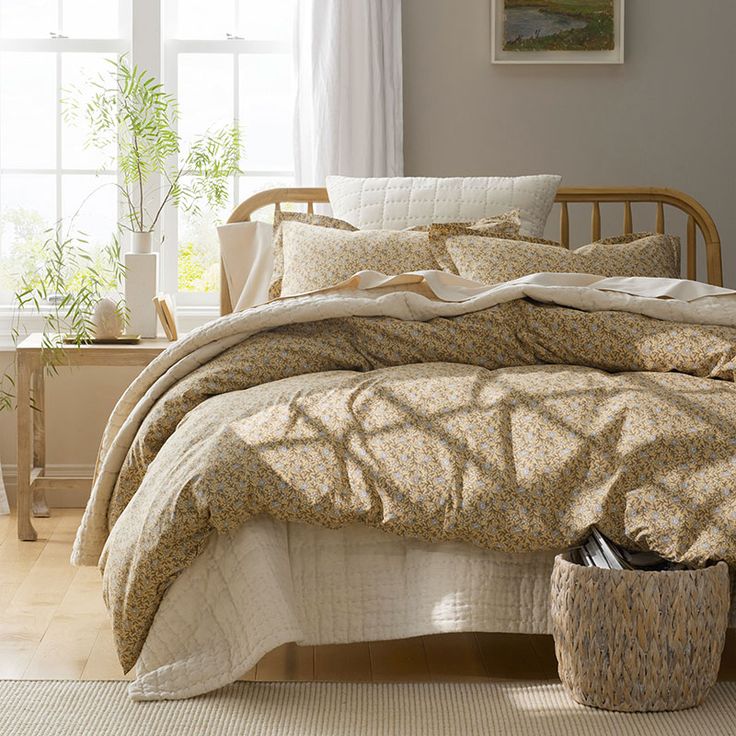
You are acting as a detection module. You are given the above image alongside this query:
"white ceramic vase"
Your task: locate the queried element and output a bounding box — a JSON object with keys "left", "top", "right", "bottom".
{"left": 131, "top": 231, "right": 153, "bottom": 254}
{"left": 125, "top": 231, "right": 159, "bottom": 338}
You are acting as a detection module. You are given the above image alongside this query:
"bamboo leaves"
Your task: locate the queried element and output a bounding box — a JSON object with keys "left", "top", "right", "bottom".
{"left": 0, "top": 234, "right": 127, "bottom": 410}
{"left": 64, "top": 56, "right": 242, "bottom": 235}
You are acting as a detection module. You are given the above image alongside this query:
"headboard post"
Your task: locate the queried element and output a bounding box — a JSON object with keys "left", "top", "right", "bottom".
{"left": 221, "top": 186, "right": 723, "bottom": 315}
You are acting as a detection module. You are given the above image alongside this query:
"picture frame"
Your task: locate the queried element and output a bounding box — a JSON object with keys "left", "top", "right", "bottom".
{"left": 492, "top": 0, "right": 624, "bottom": 64}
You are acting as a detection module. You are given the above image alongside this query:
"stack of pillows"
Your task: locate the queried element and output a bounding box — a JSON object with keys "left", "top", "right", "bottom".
{"left": 258, "top": 175, "right": 682, "bottom": 301}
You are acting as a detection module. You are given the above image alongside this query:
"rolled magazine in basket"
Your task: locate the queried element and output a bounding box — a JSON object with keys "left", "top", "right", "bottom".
{"left": 575, "top": 527, "right": 689, "bottom": 571}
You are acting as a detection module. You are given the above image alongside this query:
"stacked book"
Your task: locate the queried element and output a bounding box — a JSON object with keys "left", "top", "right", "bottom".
{"left": 574, "top": 527, "right": 688, "bottom": 571}
{"left": 153, "top": 293, "right": 178, "bottom": 341}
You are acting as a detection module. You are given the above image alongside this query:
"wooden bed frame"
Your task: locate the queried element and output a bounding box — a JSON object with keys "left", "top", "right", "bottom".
{"left": 221, "top": 186, "right": 723, "bottom": 316}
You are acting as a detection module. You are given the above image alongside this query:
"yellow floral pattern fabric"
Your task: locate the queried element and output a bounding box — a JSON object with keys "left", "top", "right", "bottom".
{"left": 595, "top": 231, "right": 658, "bottom": 245}
{"left": 427, "top": 212, "right": 526, "bottom": 269}
{"left": 447, "top": 233, "right": 681, "bottom": 285}
{"left": 270, "top": 211, "right": 358, "bottom": 300}
{"left": 280, "top": 222, "right": 445, "bottom": 296}
{"left": 279, "top": 211, "right": 525, "bottom": 296}
{"left": 100, "top": 299, "right": 736, "bottom": 672}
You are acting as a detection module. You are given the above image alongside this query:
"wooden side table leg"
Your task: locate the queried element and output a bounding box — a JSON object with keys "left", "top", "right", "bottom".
{"left": 16, "top": 353, "right": 37, "bottom": 541}
{"left": 31, "top": 367, "right": 49, "bottom": 518}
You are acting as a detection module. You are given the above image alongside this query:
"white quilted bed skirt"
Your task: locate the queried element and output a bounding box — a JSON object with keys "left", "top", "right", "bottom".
{"left": 130, "top": 517, "right": 558, "bottom": 700}
{"left": 130, "top": 517, "right": 736, "bottom": 701}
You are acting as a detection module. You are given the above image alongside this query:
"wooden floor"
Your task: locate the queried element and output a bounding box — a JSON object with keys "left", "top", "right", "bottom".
{"left": 1, "top": 509, "right": 735, "bottom": 683}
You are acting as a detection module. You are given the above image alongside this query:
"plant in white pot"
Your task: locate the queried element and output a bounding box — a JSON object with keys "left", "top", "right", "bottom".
{"left": 65, "top": 57, "right": 241, "bottom": 335}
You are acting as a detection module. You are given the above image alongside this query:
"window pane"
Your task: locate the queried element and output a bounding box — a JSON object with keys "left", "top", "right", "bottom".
{"left": 178, "top": 54, "right": 233, "bottom": 154}
{"left": 239, "top": 54, "right": 293, "bottom": 172}
{"left": 238, "top": 0, "right": 293, "bottom": 41}
{"left": 0, "top": 52, "right": 56, "bottom": 168}
{"left": 169, "top": 0, "right": 235, "bottom": 39}
{"left": 62, "top": 0, "right": 120, "bottom": 38}
{"left": 178, "top": 176, "right": 233, "bottom": 293}
{"left": 0, "top": 174, "right": 55, "bottom": 293}
{"left": 61, "top": 53, "right": 117, "bottom": 170}
{"left": 61, "top": 174, "right": 117, "bottom": 249}
{"left": 0, "top": 0, "right": 57, "bottom": 38}
{"left": 239, "top": 54, "right": 294, "bottom": 172}
{"left": 238, "top": 175, "right": 293, "bottom": 223}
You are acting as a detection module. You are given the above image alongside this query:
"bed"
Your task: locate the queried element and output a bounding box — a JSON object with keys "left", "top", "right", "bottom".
{"left": 72, "top": 180, "right": 736, "bottom": 701}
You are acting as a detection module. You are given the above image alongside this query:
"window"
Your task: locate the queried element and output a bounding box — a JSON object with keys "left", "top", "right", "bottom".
{"left": 0, "top": 0, "right": 295, "bottom": 317}
{"left": 163, "top": 0, "right": 295, "bottom": 306}
{"left": 0, "top": 2, "right": 127, "bottom": 306}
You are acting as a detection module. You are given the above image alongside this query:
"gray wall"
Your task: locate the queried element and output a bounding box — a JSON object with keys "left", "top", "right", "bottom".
{"left": 402, "top": 0, "right": 736, "bottom": 286}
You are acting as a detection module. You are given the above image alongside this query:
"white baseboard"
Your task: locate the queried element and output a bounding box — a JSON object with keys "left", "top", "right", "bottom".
{"left": 1, "top": 463, "right": 94, "bottom": 508}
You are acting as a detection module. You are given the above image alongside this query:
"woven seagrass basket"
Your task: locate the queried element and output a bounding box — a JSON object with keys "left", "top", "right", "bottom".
{"left": 550, "top": 553, "right": 729, "bottom": 712}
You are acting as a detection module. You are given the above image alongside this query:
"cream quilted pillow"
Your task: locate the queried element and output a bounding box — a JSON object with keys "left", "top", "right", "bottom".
{"left": 446, "top": 233, "right": 681, "bottom": 285}
{"left": 326, "top": 175, "right": 561, "bottom": 236}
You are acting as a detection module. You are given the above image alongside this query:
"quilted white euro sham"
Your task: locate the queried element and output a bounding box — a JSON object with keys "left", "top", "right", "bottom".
{"left": 326, "top": 175, "right": 561, "bottom": 235}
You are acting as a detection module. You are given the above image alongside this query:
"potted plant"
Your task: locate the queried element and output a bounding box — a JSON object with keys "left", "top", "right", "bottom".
{"left": 64, "top": 57, "right": 241, "bottom": 334}
{"left": 66, "top": 56, "right": 241, "bottom": 251}
{"left": 0, "top": 56, "right": 242, "bottom": 406}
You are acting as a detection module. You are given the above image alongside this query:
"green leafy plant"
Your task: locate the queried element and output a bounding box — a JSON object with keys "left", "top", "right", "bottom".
{"left": 1, "top": 56, "right": 240, "bottom": 411}
{"left": 64, "top": 56, "right": 242, "bottom": 235}
{"left": 0, "top": 228, "right": 127, "bottom": 412}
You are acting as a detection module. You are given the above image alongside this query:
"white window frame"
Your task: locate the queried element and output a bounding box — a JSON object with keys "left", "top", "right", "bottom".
{"left": 162, "top": 2, "right": 293, "bottom": 308}
{"left": 0, "top": 0, "right": 295, "bottom": 336}
{"left": 0, "top": 2, "right": 130, "bottom": 319}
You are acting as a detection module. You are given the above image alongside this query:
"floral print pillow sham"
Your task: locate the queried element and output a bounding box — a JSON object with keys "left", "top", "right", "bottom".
{"left": 446, "top": 232, "right": 681, "bottom": 285}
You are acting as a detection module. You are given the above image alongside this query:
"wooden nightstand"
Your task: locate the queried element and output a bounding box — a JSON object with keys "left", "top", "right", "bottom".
{"left": 15, "top": 334, "right": 171, "bottom": 541}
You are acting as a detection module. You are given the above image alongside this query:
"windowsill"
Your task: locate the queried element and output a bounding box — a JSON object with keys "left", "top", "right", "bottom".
{"left": 0, "top": 305, "right": 220, "bottom": 352}
{"left": 175, "top": 305, "right": 220, "bottom": 333}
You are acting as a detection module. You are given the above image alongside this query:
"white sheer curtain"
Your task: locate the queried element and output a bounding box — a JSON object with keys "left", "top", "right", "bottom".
{"left": 294, "top": 0, "right": 403, "bottom": 185}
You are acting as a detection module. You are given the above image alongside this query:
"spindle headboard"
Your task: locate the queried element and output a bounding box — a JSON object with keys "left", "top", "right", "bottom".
{"left": 222, "top": 186, "right": 722, "bottom": 316}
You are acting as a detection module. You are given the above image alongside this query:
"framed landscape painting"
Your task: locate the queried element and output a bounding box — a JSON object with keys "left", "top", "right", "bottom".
{"left": 492, "top": 0, "right": 624, "bottom": 64}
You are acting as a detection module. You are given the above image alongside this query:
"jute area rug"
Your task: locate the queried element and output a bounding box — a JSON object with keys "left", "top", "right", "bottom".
{"left": 1, "top": 680, "right": 735, "bottom": 736}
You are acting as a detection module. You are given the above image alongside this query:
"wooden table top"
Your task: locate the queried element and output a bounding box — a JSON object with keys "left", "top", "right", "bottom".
{"left": 15, "top": 334, "right": 174, "bottom": 366}
{"left": 16, "top": 334, "right": 173, "bottom": 351}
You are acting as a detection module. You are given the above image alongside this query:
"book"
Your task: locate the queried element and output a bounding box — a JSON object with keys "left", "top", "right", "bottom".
{"left": 575, "top": 527, "right": 689, "bottom": 571}
{"left": 583, "top": 534, "right": 613, "bottom": 569}
{"left": 590, "top": 527, "right": 627, "bottom": 570}
{"left": 153, "top": 293, "right": 178, "bottom": 341}
{"left": 618, "top": 547, "right": 673, "bottom": 569}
